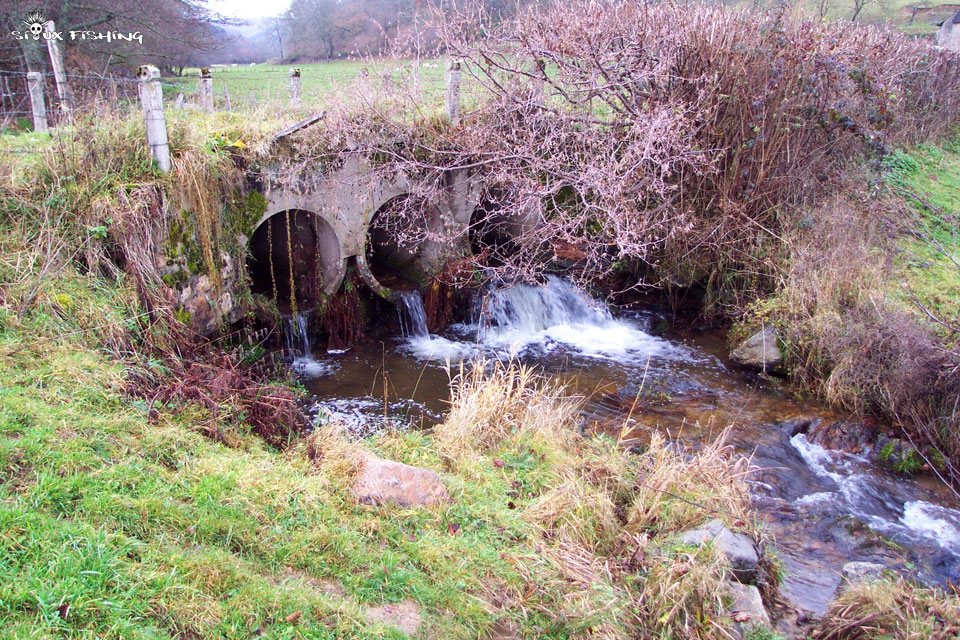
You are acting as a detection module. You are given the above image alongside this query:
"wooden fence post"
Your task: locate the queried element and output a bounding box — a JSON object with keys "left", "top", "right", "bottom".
{"left": 199, "top": 68, "right": 213, "bottom": 113}
{"left": 446, "top": 58, "right": 461, "bottom": 126}
{"left": 289, "top": 68, "right": 301, "bottom": 107}
{"left": 26, "top": 72, "right": 48, "bottom": 133}
{"left": 44, "top": 21, "right": 74, "bottom": 115}
{"left": 137, "top": 65, "right": 171, "bottom": 172}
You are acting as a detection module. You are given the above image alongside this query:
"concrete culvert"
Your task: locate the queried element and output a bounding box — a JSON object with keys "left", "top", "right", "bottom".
{"left": 367, "top": 194, "right": 440, "bottom": 285}
{"left": 468, "top": 188, "right": 538, "bottom": 263}
{"left": 247, "top": 209, "right": 340, "bottom": 313}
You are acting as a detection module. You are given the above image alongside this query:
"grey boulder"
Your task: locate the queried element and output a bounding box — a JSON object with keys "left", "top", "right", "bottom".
{"left": 726, "top": 580, "right": 772, "bottom": 631}
{"left": 730, "top": 326, "right": 782, "bottom": 371}
{"left": 680, "top": 519, "right": 760, "bottom": 583}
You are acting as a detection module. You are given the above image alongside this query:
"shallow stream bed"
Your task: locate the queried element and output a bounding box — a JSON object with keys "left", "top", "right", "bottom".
{"left": 285, "top": 277, "right": 960, "bottom": 617}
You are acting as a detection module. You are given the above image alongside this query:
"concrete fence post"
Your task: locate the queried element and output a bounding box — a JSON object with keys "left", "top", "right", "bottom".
{"left": 199, "top": 68, "right": 213, "bottom": 113}
{"left": 446, "top": 58, "right": 461, "bottom": 126}
{"left": 289, "top": 68, "right": 301, "bottom": 107}
{"left": 44, "top": 21, "right": 75, "bottom": 116}
{"left": 26, "top": 72, "right": 48, "bottom": 133}
{"left": 222, "top": 84, "right": 231, "bottom": 110}
{"left": 174, "top": 93, "right": 184, "bottom": 109}
{"left": 137, "top": 65, "right": 171, "bottom": 172}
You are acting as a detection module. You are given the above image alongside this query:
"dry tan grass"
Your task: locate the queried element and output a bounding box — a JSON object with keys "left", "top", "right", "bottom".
{"left": 813, "top": 578, "right": 960, "bottom": 640}
{"left": 523, "top": 477, "right": 619, "bottom": 553}
{"left": 301, "top": 423, "right": 367, "bottom": 485}
{"left": 638, "top": 544, "right": 730, "bottom": 639}
{"left": 435, "top": 358, "right": 581, "bottom": 462}
{"left": 625, "top": 431, "right": 754, "bottom": 537}
{"left": 433, "top": 361, "right": 762, "bottom": 639}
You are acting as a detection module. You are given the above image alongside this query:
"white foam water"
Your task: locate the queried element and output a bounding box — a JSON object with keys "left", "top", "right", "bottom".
{"left": 291, "top": 357, "right": 337, "bottom": 377}
{"left": 395, "top": 291, "right": 429, "bottom": 338}
{"left": 403, "top": 276, "right": 680, "bottom": 363}
{"left": 283, "top": 312, "right": 338, "bottom": 378}
{"left": 792, "top": 433, "right": 960, "bottom": 556}
{"left": 901, "top": 501, "right": 960, "bottom": 550}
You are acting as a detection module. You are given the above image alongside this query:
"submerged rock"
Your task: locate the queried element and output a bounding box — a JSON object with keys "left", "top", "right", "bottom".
{"left": 730, "top": 326, "right": 782, "bottom": 372}
{"left": 350, "top": 454, "right": 448, "bottom": 507}
{"left": 841, "top": 561, "right": 888, "bottom": 586}
{"left": 680, "top": 519, "right": 760, "bottom": 583}
{"left": 726, "top": 581, "right": 772, "bottom": 632}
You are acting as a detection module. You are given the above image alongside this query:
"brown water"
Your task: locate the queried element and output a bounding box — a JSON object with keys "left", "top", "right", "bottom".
{"left": 287, "top": 277, "right": 960, "bottom": 618}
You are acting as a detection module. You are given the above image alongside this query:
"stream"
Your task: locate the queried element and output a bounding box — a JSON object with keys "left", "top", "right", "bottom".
{"left": 281, "top": 276, "right": 960, "bottom": 617}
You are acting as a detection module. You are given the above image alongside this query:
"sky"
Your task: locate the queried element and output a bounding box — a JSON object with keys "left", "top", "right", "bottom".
{"left": 209, "top": 0, "right": 290, "bottom": 22}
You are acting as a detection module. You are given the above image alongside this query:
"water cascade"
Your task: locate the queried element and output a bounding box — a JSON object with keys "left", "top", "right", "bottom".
{"left": 283, "top": 312, "right": 311, "bottom": 356}
{"left": 281, "top": 312, "right": 332, "bottom": 376}
{"left": 395, "top": 291, "right": 429, "bottom": 338}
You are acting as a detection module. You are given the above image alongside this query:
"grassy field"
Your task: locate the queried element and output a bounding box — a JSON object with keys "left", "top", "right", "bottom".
{"left": 161, "top": 60, "right": 468, "bottom": 113}
{"left": 885, "top": 138, "right": 960, "bottom": 329}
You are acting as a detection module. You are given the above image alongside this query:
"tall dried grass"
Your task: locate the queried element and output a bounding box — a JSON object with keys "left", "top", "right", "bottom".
{"left": 433, "top": 361, "right": 761, "bottom": 639}
{"left": 813, "top": 578, "right": 960, "bottom": 640}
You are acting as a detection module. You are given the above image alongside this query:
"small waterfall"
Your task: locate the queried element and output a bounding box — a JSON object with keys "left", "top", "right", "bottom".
{"left": 475, "top": 276, "right": 612, "bottom": 338}
{"left": 395, "top": 291, "right": 429, "bottom": 338}
{"left": 402, "top": 275, "right": 677, "bottom": 362}
{"left": 282, "top": 311, "right": 311, "bottom": 356}
{"left": 281, "top": 311, "right": 334, "bottom": 377}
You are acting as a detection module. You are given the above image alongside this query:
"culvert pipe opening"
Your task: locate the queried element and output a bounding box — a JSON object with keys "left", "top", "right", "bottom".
{"left": 247, "top": 209, "right": 340, "bottom": 314}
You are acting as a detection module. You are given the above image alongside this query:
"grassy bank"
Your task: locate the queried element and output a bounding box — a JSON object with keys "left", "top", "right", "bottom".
{"left": 0, "top": 204, "right": 766, "bottom": 639}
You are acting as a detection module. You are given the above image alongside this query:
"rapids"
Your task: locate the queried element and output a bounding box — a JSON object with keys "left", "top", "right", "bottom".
{"left": 282, "top": 276, "right": 960, "bottom": 615}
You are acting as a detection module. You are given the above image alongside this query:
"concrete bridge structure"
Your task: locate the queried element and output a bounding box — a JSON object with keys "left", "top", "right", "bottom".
{"left": 166, "top": 153, "right": 484, "bottom": 334}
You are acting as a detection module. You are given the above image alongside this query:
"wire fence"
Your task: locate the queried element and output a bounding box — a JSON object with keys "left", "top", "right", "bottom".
{"left": 0, "top": 59, "right": 481, "bottom": 157}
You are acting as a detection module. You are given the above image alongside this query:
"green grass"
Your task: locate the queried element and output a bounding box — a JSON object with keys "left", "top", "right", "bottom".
{"left": 0, "top": 309, "right": 532, "bottom": 637}
{"left": 885, "top": 139, "right": 960, "bottom": 329}
{"left": 0, "top": 252, "right": 764, "bottom": 638}
{"left": 161, "top": 60, "right": 472, "bottom": 113}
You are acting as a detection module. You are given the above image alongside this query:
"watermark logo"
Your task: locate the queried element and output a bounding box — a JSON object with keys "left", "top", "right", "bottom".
{"left": 21, "top": 11, "right": 47, "bottom": 40}
{"left": 11, "top": 10, "right": 142, "bottom": 44}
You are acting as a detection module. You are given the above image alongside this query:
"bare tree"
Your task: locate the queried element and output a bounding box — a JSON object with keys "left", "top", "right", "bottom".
{"left": 849, "top": 0, "right": 876, "bottom": 21}
{"left": 271, "top": 15, "right": 286, "bottom": 60}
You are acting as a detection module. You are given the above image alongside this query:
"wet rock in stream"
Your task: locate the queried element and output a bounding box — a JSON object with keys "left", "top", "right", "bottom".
{"left": 730, "top": 326, "right": 782, "bottom": 372}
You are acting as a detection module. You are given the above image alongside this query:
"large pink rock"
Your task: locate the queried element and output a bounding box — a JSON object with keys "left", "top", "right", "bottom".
{"left": 350, "top": 453, "right": 448, "bottom": 507}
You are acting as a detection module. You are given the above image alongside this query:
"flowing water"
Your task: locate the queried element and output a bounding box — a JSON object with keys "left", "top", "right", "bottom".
{"left": 395, "top": 291, "right": 430, "bottom": 338}
{"left": 289, "top": 276, "right": 960, "bottom": 616}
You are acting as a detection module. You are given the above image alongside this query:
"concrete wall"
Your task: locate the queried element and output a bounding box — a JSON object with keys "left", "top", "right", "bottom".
{"left": 167, "top": 155, "right": 480, "bottom": 334}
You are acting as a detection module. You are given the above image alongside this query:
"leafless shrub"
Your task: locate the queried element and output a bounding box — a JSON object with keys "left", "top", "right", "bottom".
{"left": 315, "top": 0, "right": 960, "bottom": 307}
